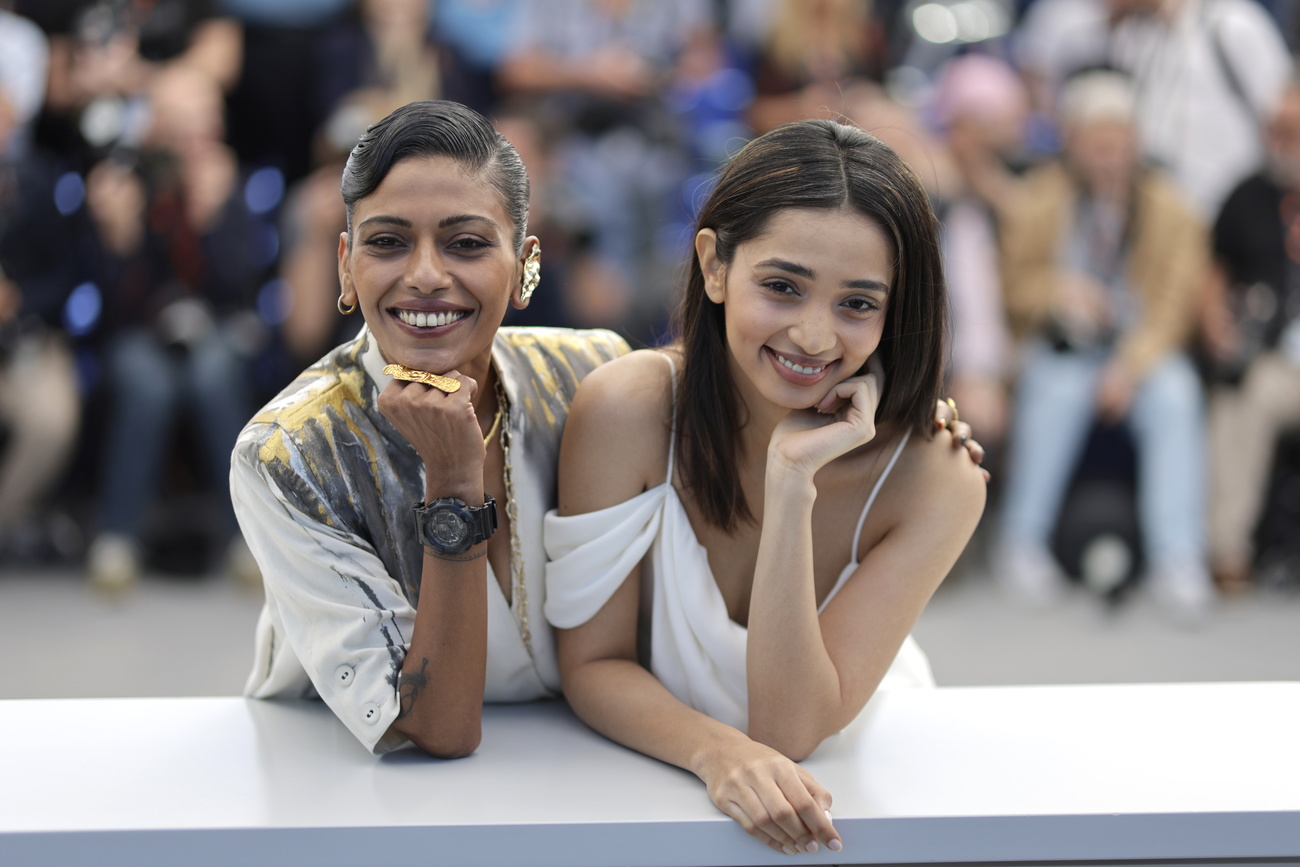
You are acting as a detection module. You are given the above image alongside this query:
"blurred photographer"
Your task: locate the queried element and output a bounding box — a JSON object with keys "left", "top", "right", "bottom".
{"left": 0, "top": 6, "right": 81, "bottom": 557}
{"left": 30, "top": 0, "right": 240, "bottom": 164}
{"left": 83, "top": 64, "right": 259, "bottom": 591}
{"left": 1203, "top": 80, "right": 1300, "bottom": 592}
{"left": 995, "top": 71, "right": 1213, "bottom": 618}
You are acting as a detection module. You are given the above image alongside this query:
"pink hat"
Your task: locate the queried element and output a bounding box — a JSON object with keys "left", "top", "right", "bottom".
{"left": 934, "top": 53, "right": 1029, "bottom": 126}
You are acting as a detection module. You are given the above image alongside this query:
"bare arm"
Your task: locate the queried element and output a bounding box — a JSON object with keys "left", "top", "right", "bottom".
{"left": 746, "top": 391, "right": 986, "bottom": 757}
{"left": 554, "top": 353, "right": 840, "bottom": 856}
{"left": 379, "top": 372, "right": 490, "bottom": 758}
{"left": 390, "top": 544, "right": 487, "bottom": 758}
{"left": 178, "top": 17, "right": 243, "bottom": 92}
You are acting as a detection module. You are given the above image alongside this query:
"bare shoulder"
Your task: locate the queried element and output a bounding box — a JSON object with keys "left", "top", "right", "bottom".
{"left": 882, "top": 426, "right": 987, "bottom": 531}
{"left": 573, "top": 348, "right": 677, "bottom": 415}
{"left": 559, "top": 349, "right": 679, "bottom": 514}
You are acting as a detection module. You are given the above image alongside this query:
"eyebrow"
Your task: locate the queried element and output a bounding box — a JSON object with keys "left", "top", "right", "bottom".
{"left": 355, "top": 214, "right": 501, "bottom": 232}
{"left": 356, "top": 215, "right": 411, "bottom": 231}
{"left": 440, "top": 214, "right": 500, "bottom": 231}
{"left": 757, "top": 258, "right": 890, "bottom": 293}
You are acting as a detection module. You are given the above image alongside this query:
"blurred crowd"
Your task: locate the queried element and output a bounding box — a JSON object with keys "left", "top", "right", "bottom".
{"left": 0, "top": 0, "right": 1297, "bottom": 619}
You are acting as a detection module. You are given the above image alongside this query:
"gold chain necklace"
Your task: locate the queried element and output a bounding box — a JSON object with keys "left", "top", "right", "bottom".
{"left": 495, "top": 378, "right": 530, "bottom": 656}
{"left": 482, "top": 403, "right": 503, "bottom": 446}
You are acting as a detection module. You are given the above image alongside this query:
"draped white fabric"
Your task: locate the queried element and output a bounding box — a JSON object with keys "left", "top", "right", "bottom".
{"left": 545, "top": 433, "right": 933, "bottom": 734}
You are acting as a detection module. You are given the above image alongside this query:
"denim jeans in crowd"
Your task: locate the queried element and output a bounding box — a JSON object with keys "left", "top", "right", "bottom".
{"left": 98, "top": 324, "right": 251, "bottom": 541}
{"left": 999, "top": 341, "right": 1208, "bottom": 571}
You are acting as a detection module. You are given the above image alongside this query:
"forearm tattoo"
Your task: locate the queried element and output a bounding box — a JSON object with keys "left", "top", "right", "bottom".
{"left": 396, "top": 657, "right": 430, "bottom": 720}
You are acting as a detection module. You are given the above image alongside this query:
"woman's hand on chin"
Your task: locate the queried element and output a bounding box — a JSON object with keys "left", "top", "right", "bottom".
{"left": 768, "top": 356, "right": 884, "bottom": 479}
{"left": 696, "top": 737, "right": 841, "bottom": 856}
{"left": 378, "top": 370, "right": 485, "bottom": 495}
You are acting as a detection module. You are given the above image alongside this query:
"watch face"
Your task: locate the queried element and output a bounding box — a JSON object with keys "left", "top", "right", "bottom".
{"left": 429, "top": 509, "right": 468, "bottom": 548}
{"left": 417, "top": 496, "right": 495, "bottom": 554}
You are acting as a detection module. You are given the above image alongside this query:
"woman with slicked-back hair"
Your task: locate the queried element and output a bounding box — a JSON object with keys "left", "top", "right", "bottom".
{"left": 233, "top": 100, "right": 628, "bottom": 758}
{"left": 546, "top": 119, "right": 986, "bottom": 855}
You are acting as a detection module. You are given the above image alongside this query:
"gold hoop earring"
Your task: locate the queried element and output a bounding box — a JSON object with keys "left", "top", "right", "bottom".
{"left": 520, "top": 246, "right": 541, "bottom": 304}
{"left": 337, "top": 294, "right": 358, "bottom": 316}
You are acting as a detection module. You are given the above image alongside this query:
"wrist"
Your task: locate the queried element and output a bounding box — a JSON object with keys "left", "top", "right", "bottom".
{"left": 425, "top": 546, "right": 488, "bottom": 563}
{"left": 424, "top": 472, "right": 484, "bottom": 506}
{"left": 764, "top": 456, "right": 818, "bottom": 503}
{"left": 427, "top": 488, "right": 485, "bottom": 507}
{"left": 687, "top": 726, "right": 748, "bottom": 780}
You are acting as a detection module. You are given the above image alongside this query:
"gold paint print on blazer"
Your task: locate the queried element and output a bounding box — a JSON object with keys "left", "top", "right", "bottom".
{"left": 233, "top": 325, "right": 629, "bottom": 754}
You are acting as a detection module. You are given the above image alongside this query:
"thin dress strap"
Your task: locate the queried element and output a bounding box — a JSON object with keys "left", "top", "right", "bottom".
{"left": 661, "top": 353, "right": 678, "bottom": 486}
{"left": 848, "top": 429, "right": 912, "bottom": 565}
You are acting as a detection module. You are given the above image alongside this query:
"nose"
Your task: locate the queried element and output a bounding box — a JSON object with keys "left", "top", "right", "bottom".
{"left": 788, "top": 308, "right": 836, "bottom": 356}
{"left": 406, "top": 240, "right": 452, "bottom": 294}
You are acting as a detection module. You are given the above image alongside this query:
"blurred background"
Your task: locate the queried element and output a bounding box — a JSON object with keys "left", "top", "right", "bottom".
{"left": 0, "top": 0, "right": 1297, "bottom": 699}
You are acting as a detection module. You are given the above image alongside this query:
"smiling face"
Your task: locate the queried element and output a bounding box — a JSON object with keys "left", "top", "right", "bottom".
{"left": 337, "top": 155, "right": 534, "bottom": 379}
{"left": 697, "top": 206, "right": 895, "bottom": 412}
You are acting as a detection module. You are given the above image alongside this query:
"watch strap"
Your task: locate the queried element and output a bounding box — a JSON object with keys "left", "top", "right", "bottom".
{"left": 414, "top": 494, "right": 498, "bottom": 554}
{"left": 464, "top": 494, "right": 498, "bottom": 545}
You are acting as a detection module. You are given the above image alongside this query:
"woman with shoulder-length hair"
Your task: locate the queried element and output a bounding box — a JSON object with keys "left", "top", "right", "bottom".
{"left": 545, "top": 119, "right": 987, "bottom": 855}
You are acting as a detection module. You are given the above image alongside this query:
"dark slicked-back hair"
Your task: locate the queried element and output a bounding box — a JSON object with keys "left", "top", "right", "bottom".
{"left": 674, "top": 119, "right": 949, "bottom": 531}
{"left": 341, "top": 100, "right": 529, "bottom": 252}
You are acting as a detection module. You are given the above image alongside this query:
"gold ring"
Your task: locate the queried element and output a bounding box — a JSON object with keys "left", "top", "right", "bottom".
{"left": 383, "top": 363, "right": 462, "bottom": 394}
{"left": 945, "top": 397, "right": 959, "bottom": 426}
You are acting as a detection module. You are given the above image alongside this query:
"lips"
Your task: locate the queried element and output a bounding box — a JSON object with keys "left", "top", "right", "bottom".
{"left": 393, "top": 308, "right": 468, "bottom": 329}
{"left": 775, "top": 353, "right": 825, "bottom": 375}
{"left": 766, "top": 347, "right": 834, "bottom": 384}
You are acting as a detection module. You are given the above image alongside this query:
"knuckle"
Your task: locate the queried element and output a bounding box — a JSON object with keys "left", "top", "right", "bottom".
{"left": 769, "top": 803, "right": 797, "bottom": 825}
{"left": 731, "top": 812, "right": 757, "bottom": 833}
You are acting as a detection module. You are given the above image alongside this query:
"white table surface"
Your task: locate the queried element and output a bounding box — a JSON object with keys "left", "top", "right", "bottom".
{"left": 2, "top": 682, "right": 1298, "bottom": 866}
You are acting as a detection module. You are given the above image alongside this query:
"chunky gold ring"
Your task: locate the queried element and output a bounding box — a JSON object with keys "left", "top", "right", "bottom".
{"left": 945, "top": 397, "right": 959, "bottom": 426}
{"left": 383, "top": 363, "right": 462, "bottom": 394}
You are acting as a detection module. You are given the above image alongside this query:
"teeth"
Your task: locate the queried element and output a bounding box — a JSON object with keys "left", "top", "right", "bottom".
{"left": 776, "top": 353, "right": 825, "bottom": 375}
{"left": 398, "top": 310, "right": 465, "bottom": 328}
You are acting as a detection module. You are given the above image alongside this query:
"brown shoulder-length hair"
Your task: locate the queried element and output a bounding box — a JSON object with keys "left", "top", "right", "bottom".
{"left": 673, "top": 119, "right": 948, "bottom": 532}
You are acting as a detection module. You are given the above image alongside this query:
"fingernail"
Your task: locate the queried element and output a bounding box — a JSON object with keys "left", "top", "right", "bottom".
{"left": 806, "top": 840, "right": 818, "bottom": 853}
{"left": 783, "top": 846, "right": 796, "bottom": 855}
{"left": 824, "top": 809, "right": 833, "bottom": 820}
{"left": 828, "top": 838, "right": 843, "bottom": 852}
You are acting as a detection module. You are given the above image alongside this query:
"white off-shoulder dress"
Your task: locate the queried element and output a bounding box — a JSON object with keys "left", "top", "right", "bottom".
{"left": 544, "top": 355, "right": 934, "bottom": 733}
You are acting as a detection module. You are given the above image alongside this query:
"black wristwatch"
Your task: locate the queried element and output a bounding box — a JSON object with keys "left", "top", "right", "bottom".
{"left": 414, "top": 495, "right": 498, "bottom": 555}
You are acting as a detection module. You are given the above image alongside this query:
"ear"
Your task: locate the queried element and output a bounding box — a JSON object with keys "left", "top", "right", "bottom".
{"left": 694, "top": 229, "right": 726, "bottom": 304}
{"left": 337, "top": 232, "right": 357, "bottom": 309}
{"left": 511, "top": 235, "right": 541, "bottom": 310}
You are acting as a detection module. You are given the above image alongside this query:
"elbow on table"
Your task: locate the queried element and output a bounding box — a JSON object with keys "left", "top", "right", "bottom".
{"left": 406, "top": 722, "right": 483, "bottom": 760}
{"left": 397, "top": 717, "right": 486, "bottom": 764}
